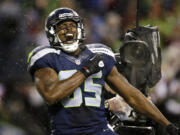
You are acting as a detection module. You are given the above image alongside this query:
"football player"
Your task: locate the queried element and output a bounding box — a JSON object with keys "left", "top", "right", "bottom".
{"left": 27, "top": 8, "right": 179, "bottom": 135}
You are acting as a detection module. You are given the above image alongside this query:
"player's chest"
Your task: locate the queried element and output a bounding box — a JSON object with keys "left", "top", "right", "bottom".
{"left": 55, "top": 50, "right": 92, "bottom": 71}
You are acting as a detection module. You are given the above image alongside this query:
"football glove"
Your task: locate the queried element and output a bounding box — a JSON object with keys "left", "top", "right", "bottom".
{"left": 80, "top": 54, "right": 104, "bottom": 77}
{"left": 166, "top": 124, "right": 180, "bottom": 135}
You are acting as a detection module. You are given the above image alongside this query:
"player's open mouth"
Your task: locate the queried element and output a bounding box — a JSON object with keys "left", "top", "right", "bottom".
{"left": 65, "top": 33, "right": 75, "bottom": 43}
{"left": 66, "top": 33, "right": 74, "bottom": 40}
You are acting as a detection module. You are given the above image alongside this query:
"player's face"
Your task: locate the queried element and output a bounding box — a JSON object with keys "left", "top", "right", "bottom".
{"left": 56, "top": 21, "right": 77, "bottom": 44}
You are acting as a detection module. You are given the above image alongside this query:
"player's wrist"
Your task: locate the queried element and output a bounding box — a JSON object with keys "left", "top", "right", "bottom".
{"left": 79, "top": 67, "right": 90, "bottom": 78}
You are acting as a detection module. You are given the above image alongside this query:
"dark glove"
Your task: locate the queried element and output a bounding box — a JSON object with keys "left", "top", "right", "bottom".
{"left": 80, "top": 54, "right": 104, "bottom": 77}
{"left": 166, "top": 124, "right": 180, "bottom": 135}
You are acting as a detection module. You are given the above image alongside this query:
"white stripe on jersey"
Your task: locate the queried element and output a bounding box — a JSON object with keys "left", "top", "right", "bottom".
{"left": 89, "top": 47, "right": 115, "bottom": 59}
{"left": 29, "top": 48, "right": 61, "bottom": 68}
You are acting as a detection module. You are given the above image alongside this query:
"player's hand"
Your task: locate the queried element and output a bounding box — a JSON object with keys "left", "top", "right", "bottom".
{"left": 166, "top": 124, "right": 180, "bottom": 135}
{"left": 80, "top": 54, "right": 104, "bottom": 77}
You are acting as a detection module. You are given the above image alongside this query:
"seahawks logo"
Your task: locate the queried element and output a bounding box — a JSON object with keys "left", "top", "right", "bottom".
{"left": 59, "top": 13, "right": 73, "bottom": 18}
{"left": 98, "top": 61, "right": 104, "bottom": 68}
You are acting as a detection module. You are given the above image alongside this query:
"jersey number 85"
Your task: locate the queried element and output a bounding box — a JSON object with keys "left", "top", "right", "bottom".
{"left": 59, "top": 70, "right": 102, "bottom": 108}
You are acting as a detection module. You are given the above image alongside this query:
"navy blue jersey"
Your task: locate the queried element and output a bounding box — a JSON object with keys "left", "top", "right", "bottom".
{"left": 27, "top": 44, "right": 116, "bottom": 135}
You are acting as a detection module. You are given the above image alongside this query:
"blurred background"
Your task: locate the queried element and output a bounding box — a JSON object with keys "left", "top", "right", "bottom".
{"left": 0, "top": 0, "right": 179, "bottom": 135}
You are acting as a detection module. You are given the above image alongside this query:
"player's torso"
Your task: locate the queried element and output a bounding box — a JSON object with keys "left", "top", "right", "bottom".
{"left": 28, "top": 44, "right": 116, "bottom": 135}
{"left": 49, "top": 45, "right": 113, "bottom": 135}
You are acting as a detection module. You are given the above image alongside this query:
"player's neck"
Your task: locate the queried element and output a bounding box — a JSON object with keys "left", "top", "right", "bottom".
{"left": 70, "top": 48, "right": 81, "bottom": 57}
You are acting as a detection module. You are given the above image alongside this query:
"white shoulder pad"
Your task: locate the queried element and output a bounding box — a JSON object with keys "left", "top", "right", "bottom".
{"left": 86, "top": 43, "right": 115, "bottom": 58}
{"left": 28, "top": 46, "right": 61, "bottom": 68}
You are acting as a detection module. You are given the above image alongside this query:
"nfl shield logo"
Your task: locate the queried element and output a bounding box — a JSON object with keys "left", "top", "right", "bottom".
{"left": 75, "top": 59, "right": 81, "bottom": 65}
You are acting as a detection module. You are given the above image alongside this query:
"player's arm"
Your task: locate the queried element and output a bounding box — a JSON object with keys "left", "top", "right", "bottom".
{"left": 107, "top": 66, "right": 171, "bottom": 126}
{"left": 34, "top": 53, "right": 103, "bottom": 105}
{"left": 105, "top": 82, "right": 152, "bottom": 113}
{"left": 105, "top": 82, "right": 117, "bottom": 95}
{"left": 34, "top": 67, "right": 85, "bottom": 105}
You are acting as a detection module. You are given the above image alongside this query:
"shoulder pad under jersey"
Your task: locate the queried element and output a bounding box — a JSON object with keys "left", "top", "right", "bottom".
{"left": 86, "top": 43, "right": 115, "bottom": 58}
{"left": 27, "top": 46, "right": 61, "bottom": 69}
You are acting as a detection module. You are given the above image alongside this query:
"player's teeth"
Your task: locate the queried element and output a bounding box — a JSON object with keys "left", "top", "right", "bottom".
{"left": 66, "top": 33, "right": 73, "bottom": 40}
{"left": 66, "top": 33, "right": 73, "bottom": 36}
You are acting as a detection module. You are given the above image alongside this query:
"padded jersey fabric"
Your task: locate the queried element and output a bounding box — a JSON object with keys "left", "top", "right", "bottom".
{"left": 28, "top": 43, "right": 116, "bottom": 135}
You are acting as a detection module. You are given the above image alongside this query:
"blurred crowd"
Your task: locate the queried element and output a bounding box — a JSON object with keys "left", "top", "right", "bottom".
{"left": 0, "top": 0, "right": 179, "bottom": 135}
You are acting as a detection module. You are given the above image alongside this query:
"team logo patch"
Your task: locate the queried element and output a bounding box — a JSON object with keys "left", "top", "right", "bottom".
{"left": 59, "top": 13, "right": 73, "bottom": 18}
{"left": 98, "top": 61, "right": 104, "bottom": 68}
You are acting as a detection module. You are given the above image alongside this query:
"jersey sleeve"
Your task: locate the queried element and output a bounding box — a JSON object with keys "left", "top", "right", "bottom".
{"left": 27, "top": 46, "right": 60, "bottom": 78}
{"left": 101, "top": 47, "right": 116, "bottom": 76}
{"left": 104, "top": 51, "right": 116, "bottom": 75}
